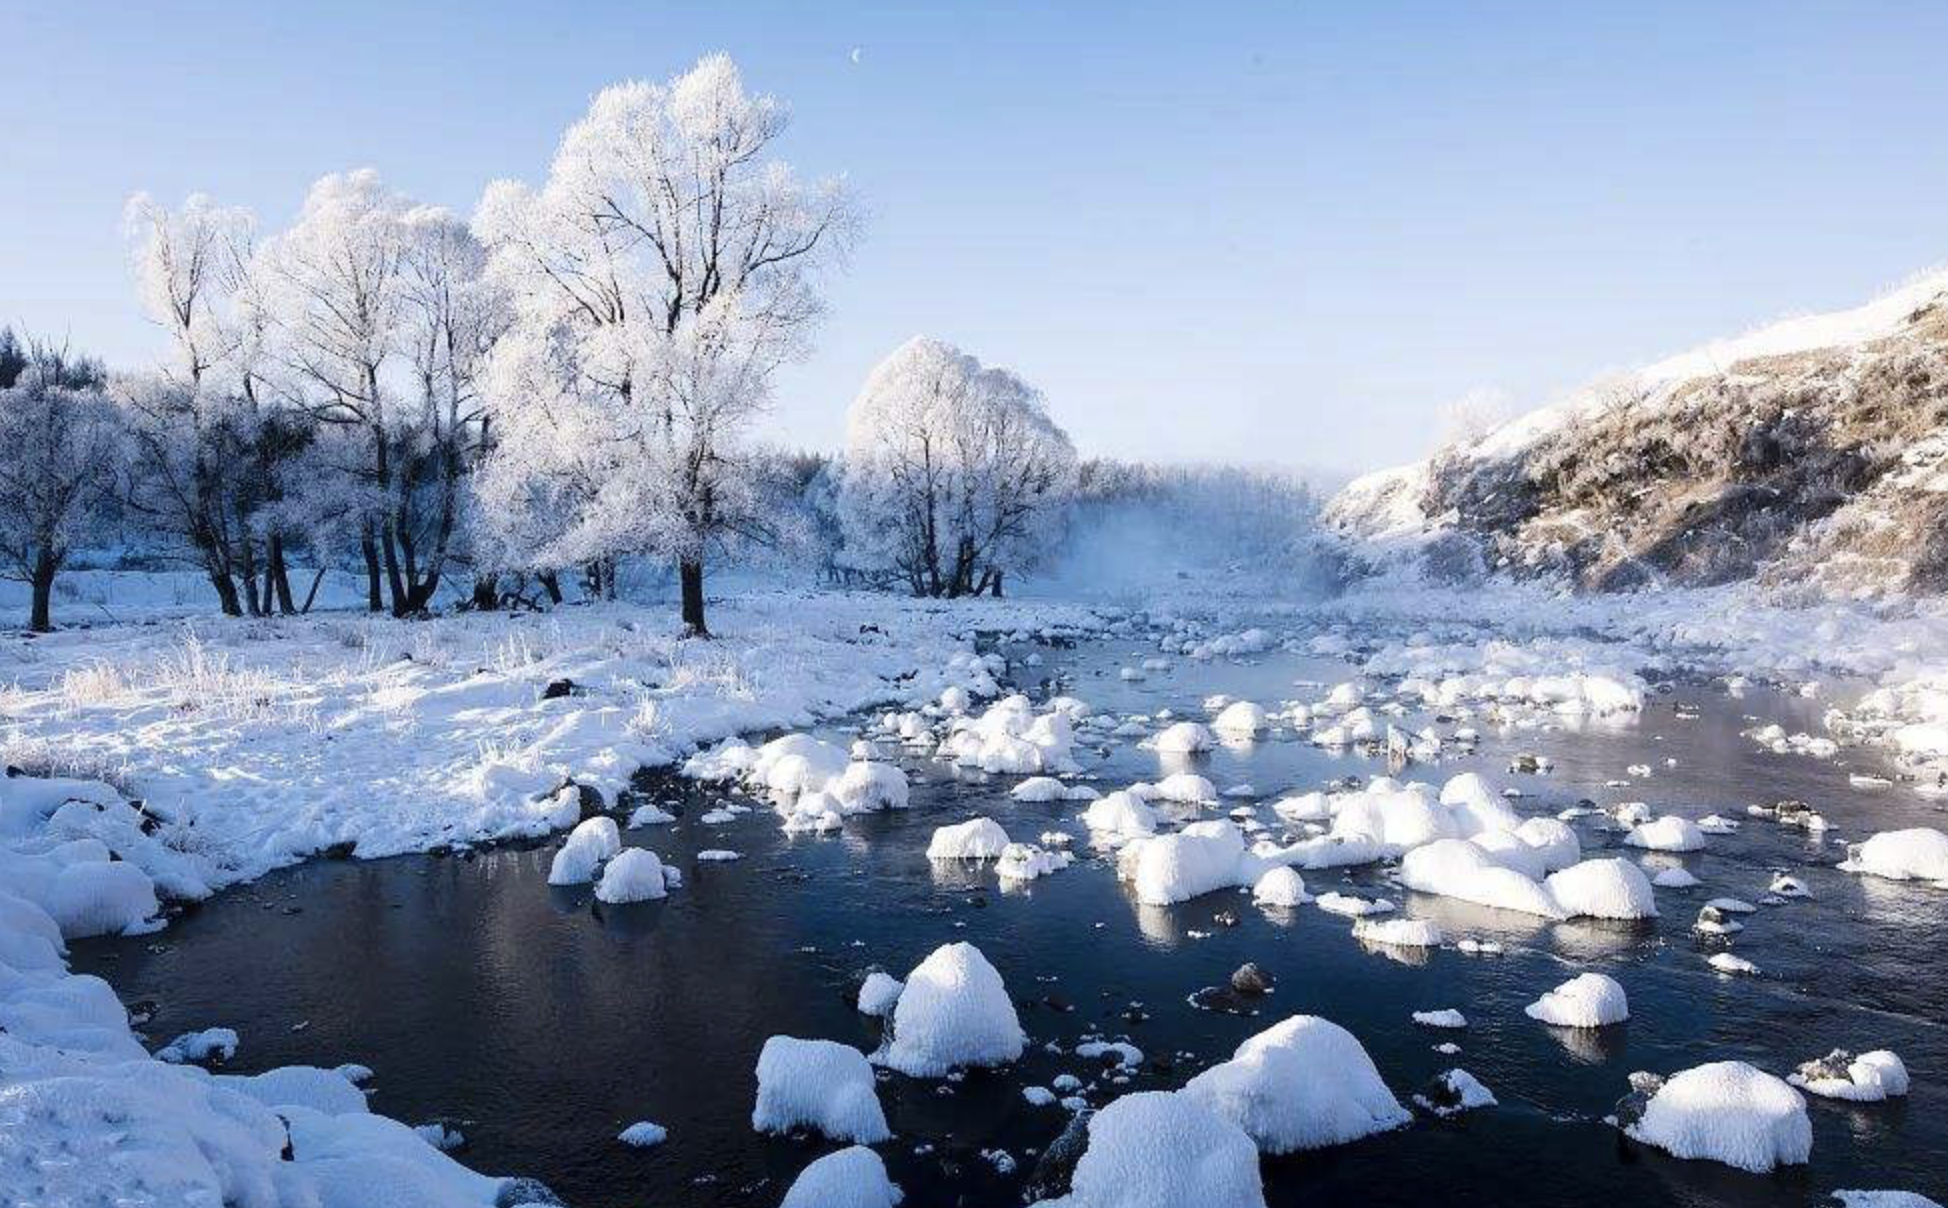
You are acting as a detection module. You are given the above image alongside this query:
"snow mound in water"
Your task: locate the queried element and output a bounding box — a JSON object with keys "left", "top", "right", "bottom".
{"left": 1544, "top": 858, "right": 1658, "bottom": 919}
{"left": 1525, "top": 973, "right": 1629, "bottom": 1027}
{"left": 749, "top": 734, "right": 852, "bottom": 796}
{"left": 1148, "top": 721, "right": 1213, "bottom": 754}
{"left": 1212, "top": 701, "right": 1267, "bottom": 737}
{"left": 1252, "top": 867, "right": 1310, "bottom": 908}
{"left": 1031, "top": 1090, "right": 1265, "bottom": 1208}
{"left": 1120, "top": 821, "right": 1258, "bottom": 906}
{"left": 940, "top": 695, "right": 1080, "bottom": 775}
{"left": 594, "top": 848, "right": 675, "bottom": 903}
{"left": 1788, "top": 1049, "right": 1909, "bottom": 1102}
{"left": 1840, "top": 828, "right": 1948, "bottom": 884}
{"left": 856, "top": 971, "right": 905, "bottom": 1017}
{"left": 1181, "top": 1015, "right": 1410, "bottom": 1153}
{"left": 1352, "top": 916, "right": 1444, "bottom": 948}
{"left": 997, "top": 842, "right": 1073, "bottom": 881}
{"left": 1624, "top": 816, "right": 1707, "bottom": 853}
{"left": 830, "top": 760, "right": 910, "bottom": 812}
{"left": 1144, "top": 772, "right": 1218, "bottom": 804}
{"left": 617, "top": 1120, "right": 667, "bottom": 1147}
{"left": 1013, "top": 776, "right": 1096, "bottom": 803}
{"left": 751, "top": 1036, "right": 890, "bottom": 1143}
{"left": 878, "top": 942, "right": 1025, "bottom": 1076}
{"left": 1625, "top": 1061, "right": 1812, "bottom": 1173}
{"left": 547, "top": 816, "right": 620, "bottom": 885}
{"left": 1399, "top": 839, "right": 1566, "bottom": 918}
{"left": 927, "top": 817, "right": 1012, "bottom": 860}
{"left": 780, "top": 1145, "right": 904, "bottom": 1208}
{"left": 1082, "top": 790, "right": 1158, "bottom": 841}
{"left": 1439, "top": 773, "right": 1523, "bottom": 835}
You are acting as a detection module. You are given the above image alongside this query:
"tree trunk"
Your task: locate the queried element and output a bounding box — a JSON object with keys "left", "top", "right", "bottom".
{"left": 268, "top": 535, "right": 296, "bottom": 615}
{"left": 989, "top": 569, "right": 1004, "bottom": 598}
{"left": 361, "top": 531, "right": 384, "bottom": 613}
{"left": 300, "top": 567, "right": 328, "bottom": 614}
{"left": 679, "top": 558, "right": 708, "bottom": 637}
{"left": 470, "top": 573, "right": 499, "bottom": 612}
{"left": 538, "top": 571, "right": 564, "bottom": 605}
{"left": 209, "top": 567, "right": 243, "bottom": 617}
{"left": 29, "top": 548, "right": 58, "bottom": 634}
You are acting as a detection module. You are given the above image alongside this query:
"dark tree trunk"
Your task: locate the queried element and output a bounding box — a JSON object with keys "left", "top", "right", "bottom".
{"left": 361, "top": 531, "right": 384, "bottom": 613}
{"left": 29, "top": 548, "right": 58, "bottom": 634}
{"left": 209, "top": 567, "right": 243, "bottom": 617}
{"left": 268, "top": 535, "right": 296, "bottom": 615}
{"left": 471, "top": 573, "right": 499, "bottom": 612}
{"left": 538, "top": 571, "right": 564, "bottom": 605}
{"left": 679, "top": 558, "right": 708, "bottom": 637}
{"left": 300, "top": 567, "right": 328, "bottom": 614}
{"left": 989, "top": 569, "right": 1004, "bottom": 598}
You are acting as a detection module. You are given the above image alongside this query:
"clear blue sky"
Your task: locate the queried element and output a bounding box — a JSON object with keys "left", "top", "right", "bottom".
{"left": 6, "top": 0, "right": 1945, "bottom": 477}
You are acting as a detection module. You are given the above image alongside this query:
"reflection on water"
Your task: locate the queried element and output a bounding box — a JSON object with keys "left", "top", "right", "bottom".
{"left": 70, "top": 632, "right": 1948, "bottom": 1208}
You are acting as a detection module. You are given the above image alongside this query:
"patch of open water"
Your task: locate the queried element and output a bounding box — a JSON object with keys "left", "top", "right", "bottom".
{"left": 73, "top": 634, "right": 1948, "bottom": 1206}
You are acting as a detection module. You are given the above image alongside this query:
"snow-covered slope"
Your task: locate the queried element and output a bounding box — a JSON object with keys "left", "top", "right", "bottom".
{"left": 1328, "top": 267, "right": 1948, "bottom": 598}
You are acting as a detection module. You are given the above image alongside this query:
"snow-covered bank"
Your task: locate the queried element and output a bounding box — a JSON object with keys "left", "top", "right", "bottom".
{"left": 0, "top": 590, "right": 1109, "bottom": 891}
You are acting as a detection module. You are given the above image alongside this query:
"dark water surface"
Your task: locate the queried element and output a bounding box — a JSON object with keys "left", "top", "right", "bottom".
{"left": 73, "top": 633, "right": 1948, "bottom": 1207}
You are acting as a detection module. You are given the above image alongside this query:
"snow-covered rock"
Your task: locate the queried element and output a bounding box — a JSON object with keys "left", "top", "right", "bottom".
{"left": 779, "top": 1145, "right": 904, "bottom": 1208}
{"left": 1031, "top": 1091, "right": 1265, "bottom": 1208}
{"left": 1148, "top": 721, "right": 1213, "bottom": 755}
{"left": 1181, "top": 1016, "right": 1410, "bottom": 1153}
{"left": 1543, "top": 858, "right": 1658, "bottom": 920}
{"left": 1840, "top": 828, "right": 1948, "bottom": 885}
{"left": 594, "top": 848, "right": 675, "bottom": 903}
{"left": 1251, "top": 867, "right": 1310, "bottom": 908}
{"left": 1624, "top": 816, "right": 1707, "bottom": 853}
{"left": 1787, "top": 1049, "right": 1909, "bottom": 1102}
{"left": 830, "top": 760, "right": 910, "bottom": 812}
{"left": 1623, "top": 1061, "right": 1811, "bottom": 1173}
{"left": 1120, "top": 822, "right": 1256, "bottom": 906}
{"left": 1212, "top": 701, "right": 1267, "bottom": 738}
{"left": 751, "top": 1036, "right": 890, "bottom": 1144}
{"left": 1525, "top": 973, "right": 1629, "bottom": 1027}
{"left": 927, "top": 817, "right": 1012, "bottom": 860}
{"left": 856, "top": 971, "right": 905, "bottom": 1018}
{"left": 547, "top": 816, "right": 621, "bottom": 885}
{"left": 878, "top": 942, "right": 1025, "bottom": 1076}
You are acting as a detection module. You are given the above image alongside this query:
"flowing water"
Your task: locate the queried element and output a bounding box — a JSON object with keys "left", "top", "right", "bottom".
{"left": 72, "top": 630, "right": 1948, "bottom": 1207}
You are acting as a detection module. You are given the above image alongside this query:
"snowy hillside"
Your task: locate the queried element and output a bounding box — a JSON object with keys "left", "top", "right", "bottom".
{"left": 1328, "top": 267, "right": 1948, "bottom": 598}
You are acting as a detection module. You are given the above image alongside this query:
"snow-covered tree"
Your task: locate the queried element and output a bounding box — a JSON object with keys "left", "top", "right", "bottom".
{"left": 263, "top": 171, "right": 504, "bottom": 615}
{"left": 121, "top": 192, "right": 302, "bottom": 617}
{"left": 473, "top": 52, "right": 858, "bottom": 634}
{"left": 838, "top": 337, "right": 1076, "bottom": 597}
{"left": 0, "top": 339, "right": 116, "bottom": 632}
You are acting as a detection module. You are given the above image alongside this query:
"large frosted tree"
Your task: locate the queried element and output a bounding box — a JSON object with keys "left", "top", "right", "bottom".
{"left": 838, "top": 337, "right": 1077, "bottom": 597}
{"left": 473, "top": 52, "right": 858, "bottom": 634}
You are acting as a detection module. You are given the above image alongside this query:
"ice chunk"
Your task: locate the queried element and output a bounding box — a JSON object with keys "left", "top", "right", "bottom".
{"left": 751, "top": 1036, "right": 890, "bottom": 1143}
{"left": 1352, "top": 917, "right": 1443, "bottom": 948}
{"left": 1181, "top": 1015, "right": 1410, "bottom": 1153}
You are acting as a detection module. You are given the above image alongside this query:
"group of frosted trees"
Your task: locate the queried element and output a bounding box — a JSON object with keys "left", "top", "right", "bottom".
{"left": 0, "top": 55, "right": 1088, "bottom": 634}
